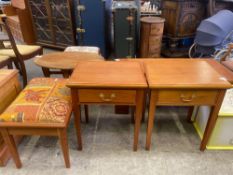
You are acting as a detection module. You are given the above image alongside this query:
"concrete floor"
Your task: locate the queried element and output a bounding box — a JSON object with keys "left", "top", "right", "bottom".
{"left": 0, "top": 50, "right": 233, "bottom": 175}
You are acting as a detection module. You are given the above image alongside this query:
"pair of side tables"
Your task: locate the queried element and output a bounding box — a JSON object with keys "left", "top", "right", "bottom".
{"left": 66, "top": 59, "right": 232, "bottom": 151}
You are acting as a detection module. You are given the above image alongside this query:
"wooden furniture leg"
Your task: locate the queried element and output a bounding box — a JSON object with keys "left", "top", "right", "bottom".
{"left": 0, "top": 129, "right": 22, "bottom": 168}
{"left": 146, "top": 91, "right": 157, "bottom": 150}
{"left": 58, "top": 129, "right": 70, "bottom": 168}
{"left": 133, "top": 90, "right": 144, "bottom": 151}
{"left": 200, "top": 90, "right": 226, "bottom": 151}
{"left": 62, "top": 70, "right": 70, "bottom": 78}
{"left": 42, "top": 67, "right": 50, "bottom": 77}
{"left": 131, "top": 106, "right": 135, "bottom": 124}
{"left": 71, "top": 89, "right": 82, "bottom": 150}
{"left": 84, "top": 105, "right": 89, "bottom": 123}
{"left": 187, "top": 106, "right": 195, "bottom": 123}
{"left": 7, "top": 61, "right": 13, "bottom": 69}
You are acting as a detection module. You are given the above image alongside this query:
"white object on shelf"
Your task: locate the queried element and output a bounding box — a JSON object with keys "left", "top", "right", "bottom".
{"left": 64, "top": 46, "right": 100, "bottom": 54}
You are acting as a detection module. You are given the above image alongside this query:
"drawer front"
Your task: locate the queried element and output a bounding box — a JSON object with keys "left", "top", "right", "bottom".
{"left": 157, "top": 90, "right": 218, "bottom": 105}
{"left": 78, "top": 89, "right": 137, "bottom": 104}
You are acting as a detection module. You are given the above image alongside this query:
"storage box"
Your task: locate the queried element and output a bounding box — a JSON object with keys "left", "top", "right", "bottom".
{"left": 193, "top": 88, "right": 233, "bottom": 150}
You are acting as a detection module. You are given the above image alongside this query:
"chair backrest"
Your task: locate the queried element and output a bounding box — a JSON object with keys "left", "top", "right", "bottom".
{"left": 0, "top": 16, "right": 22, "bottom": 57}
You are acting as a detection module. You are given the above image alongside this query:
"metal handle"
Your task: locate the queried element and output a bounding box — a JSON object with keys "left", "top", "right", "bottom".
{"left": 180, "top": 94, "right": 196, "bottom": 102}
{"left": 99, "top": 93, "right": 116, "bottom": 102}
{"left": 77, "top": 5, "right": 85, "bottom": 11}
{"left": 126, "top": 37, "right": 133, "bottom": 41}
{"left": 126, "top": 16, "right": 134, "bottom": 21}
{"left": 76, "top": 28, "right": 85, "bottom": 33}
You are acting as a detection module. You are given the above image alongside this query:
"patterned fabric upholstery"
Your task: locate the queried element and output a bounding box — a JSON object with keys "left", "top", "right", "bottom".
{"left": 0, "top": 78, "right": 72, "bottom": 124}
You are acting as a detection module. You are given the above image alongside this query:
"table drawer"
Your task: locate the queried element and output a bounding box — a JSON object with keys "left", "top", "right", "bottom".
{"left": 157, "top": 90, "right": 218, "bottom": 105}
{"left": 78, "top": 89, "right": 136, "bottom": 104}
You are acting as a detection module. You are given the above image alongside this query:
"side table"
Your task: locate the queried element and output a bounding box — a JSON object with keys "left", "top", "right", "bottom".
{"left": 67, "top": 61, "right": 147, "bottom": 151}
{"left": 34, "top": 52, "right": 104, "bottom": 78}
{"left": 144, "top": 59, "right": 232, "bottom": 151}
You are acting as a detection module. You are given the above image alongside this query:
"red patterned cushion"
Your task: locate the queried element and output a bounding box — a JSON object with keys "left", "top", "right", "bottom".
{"left": 0, "top": 78, "right": 71, "bottom": 124}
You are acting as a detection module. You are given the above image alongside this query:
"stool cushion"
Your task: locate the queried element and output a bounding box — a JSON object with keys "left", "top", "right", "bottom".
{"left": 65, "top": 46, "right": 100, "bottom": 54}
{"left": 0, "top": 45, "right": 41, "bottom": 57}
{"left": 0, "top": 78, "right": 71, "bottom": 124}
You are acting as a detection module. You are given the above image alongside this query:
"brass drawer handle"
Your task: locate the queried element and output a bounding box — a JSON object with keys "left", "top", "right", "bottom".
{"left": 180, "top": 94, "right": 196, "bottom": 102}
{"left": 99, "top": 93, "right": 116, "bottom": 102}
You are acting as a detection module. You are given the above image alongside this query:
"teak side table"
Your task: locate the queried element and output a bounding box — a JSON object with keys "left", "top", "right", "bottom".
{"left": 67, "top": 61, "right": 147, "bottom": 151}
{"left": 34, "top": 52, "right": 104, "bottom": 78}
{"left": 144, "top": 59, "right": 232, "bottom": 151}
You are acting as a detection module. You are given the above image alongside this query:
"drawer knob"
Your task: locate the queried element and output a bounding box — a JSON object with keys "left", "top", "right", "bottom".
{"left": 180, "top": 94, "right": 196, "bottom": 102}
{"left": 99, "top": 93, "right": 116, "bottom": 102}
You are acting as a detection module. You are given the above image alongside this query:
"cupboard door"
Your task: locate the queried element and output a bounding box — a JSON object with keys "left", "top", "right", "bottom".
{"left": 49, "top": 0, "right": 75, "bottom": 46}
{"left": 28, "top": 0, "right": 53, "bottom": 44}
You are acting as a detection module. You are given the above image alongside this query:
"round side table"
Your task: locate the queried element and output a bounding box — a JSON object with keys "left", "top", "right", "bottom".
{"left": 34, "top": 52, "right": 104, "bottom": 78}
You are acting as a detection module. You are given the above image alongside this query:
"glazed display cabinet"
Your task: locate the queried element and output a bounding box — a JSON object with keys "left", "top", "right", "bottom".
{"left": 26, "top": 0, "right": 76, "bottom": 49}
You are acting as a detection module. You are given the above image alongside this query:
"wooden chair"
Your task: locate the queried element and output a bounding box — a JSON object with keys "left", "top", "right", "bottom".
{"left": 0, "top": 16, "right": 43, "bottom": 87}
{"left": 0, "top": 78, "right": 81, "bottom": 168}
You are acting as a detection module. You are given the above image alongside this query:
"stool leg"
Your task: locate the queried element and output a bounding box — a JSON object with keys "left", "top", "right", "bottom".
{"left": 1, "top": 129, "right": 22, "bottom": 168}
{"left": 58, "top": 128, "right": 70, "bottom": 168}
{"left": 84, "top": 105, "right": 89, "bottom": 123}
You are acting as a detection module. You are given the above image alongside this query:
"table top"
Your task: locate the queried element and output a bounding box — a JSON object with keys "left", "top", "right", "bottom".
{"left": 34, "top": 52, "right": 104, "bottom": 70}
{"left": 67, "top": 61, "right": 147, "bottom": 89}
{"left": 120, "top": 58, "right": 233, "bottom": 84}
{"left": 144, "top": 59, "right": 232, "bottom": 89}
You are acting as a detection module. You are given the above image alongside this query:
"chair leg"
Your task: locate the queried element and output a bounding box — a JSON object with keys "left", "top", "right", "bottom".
{"left": 20, "top": 63, "right": 28, "bottom": 87}
{"left": 84, "top": 105, "right": 89, "bottom": 123}
{"left": 58, "top": 128, "right": 70, "bottom": 168}
{"left": 13, "top": 59, "right": 21, "bottom": 74}
{"left": 39, "top": 48, "right": 43, "bottom": 55}
{"left": 7, "top": 61, "right": 13, "bottom": 69}
{"left": 0, "top": 129, "right": 22, "bottom": 168}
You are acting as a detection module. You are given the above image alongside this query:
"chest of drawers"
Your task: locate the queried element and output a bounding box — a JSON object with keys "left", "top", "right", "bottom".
{"left": 0, "top": 70, "right": 21, "bottom": 166}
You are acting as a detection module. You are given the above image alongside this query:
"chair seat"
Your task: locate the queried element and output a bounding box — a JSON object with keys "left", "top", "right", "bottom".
{"left": 0, "top": 78, "right": 72, "bottom": 125}
{"left": 0, "top": 45, "right": 41, "bottom": 57}
{"left": 0, "top": 55, "right": 10, "bottom": 62}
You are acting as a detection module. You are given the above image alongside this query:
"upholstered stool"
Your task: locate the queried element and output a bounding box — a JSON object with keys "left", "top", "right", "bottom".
{"left": 64, "top": 46, "right": 100, "bottom": 54}
{"left": 0, "top": 78, "right": 81, "bottom": 168}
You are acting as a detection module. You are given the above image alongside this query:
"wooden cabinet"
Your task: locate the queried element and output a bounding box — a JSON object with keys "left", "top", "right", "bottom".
{"left": 139, "top": 17, "right": 165, "bottom": 58}
{"left": 2, "top": 0, "right": 36, "bottom": 44}
{"left": 26, "top": 0, "right": 76, "bottom": 49}
{"left": 161, "top": 0, "right": 205, "bottom": 38}
{"left": 0, "top": 70, "right": 21, "bottom": 166}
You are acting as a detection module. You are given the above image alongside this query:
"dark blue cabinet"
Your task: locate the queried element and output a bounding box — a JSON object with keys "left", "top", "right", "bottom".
{"left": 74, "top": 0, "right": 109, "bottom": 58}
